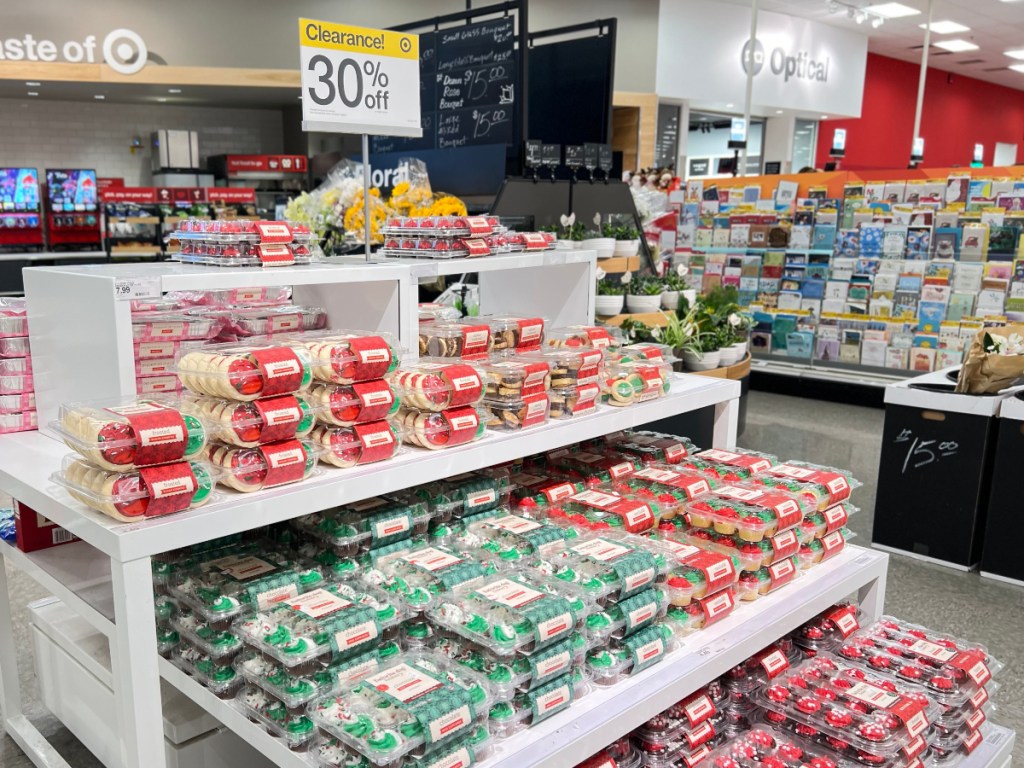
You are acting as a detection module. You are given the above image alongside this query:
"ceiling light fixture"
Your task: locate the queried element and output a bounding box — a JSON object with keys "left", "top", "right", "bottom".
{"left": 157, "top": 97, "right": 167, "bottom": 102}
{"left": 168, "top": 88, "right": 182, "bottom": 94}
{"left": 94, "top": 94, "right": 105, "bottom": 100}
{"left": 1004, "top": 49, "right": 1024, "bottom": 60}
{"left": 726, "top": 103, "right": 735, "bottom": 108}
{"left": 776, "top": 109, "right": 784, "bottom": 114}
{"left": 25, "top": 81, "right": 41, "bottom": 87}
{"left": 867, "top": 2, "right": 922, "bottom": 18}
{"left": 1010, "top": 63, "right": 1024, "bottom": 73}
{"left": 821, "top": 114, "right": 830, "bottom": 119}
{"left": 855, "top": 10, "right": 866, "bottom": 23}
{"left": 828, "top": 0, "right": 839, "bottom": 11}
{"left": 919, "top": 20, "right": 970, "bottom": 34}
{"left": 933, "top": 39, "right": 980, "bottom": 52}
{"left": 872, "top": 16, "right": 884, "bottom": 28}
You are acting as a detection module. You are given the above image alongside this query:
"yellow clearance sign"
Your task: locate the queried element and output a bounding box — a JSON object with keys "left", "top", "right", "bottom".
{"left": 298, "top": 18, "right": 422, "bottom": 137}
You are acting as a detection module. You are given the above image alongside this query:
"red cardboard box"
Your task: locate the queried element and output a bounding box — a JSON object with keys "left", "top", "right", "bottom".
{"left": 15, "top": 502, "right": 78, "bottom": 552}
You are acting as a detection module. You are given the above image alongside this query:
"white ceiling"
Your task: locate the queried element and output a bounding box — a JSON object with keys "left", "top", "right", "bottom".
{"left": 729, "top": 0, "right": 1024, "bottom": 91}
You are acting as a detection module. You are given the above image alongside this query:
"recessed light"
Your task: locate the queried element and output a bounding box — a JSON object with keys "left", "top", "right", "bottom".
{"left": 25, "top": 81, "right": 41, "bottom": 87}
{"left": 157, "top": 97, "right": 167, "bottom": 102}
{"left": 821, "top": 114, "right": 829, "bottom": 119}
{"left": 726, "top": 103, "right": 735, "bottom": 108}
{"left": 776, "top": 109, "right": 784, "bottom": 114}
{"left": 919, "top": 20, "right": 970, "bottom": 34}
{"left": 1010, "top": 63, "right": 1024, "bottom": 73}
{"left": 27, "top": 92, "right": 38, "bottom": 97}
{"left": 933, "top": 39, "right": 979, "bottom": 52}
{"left": 94, "top": 94, "right": 106, "bottom": 100}
{"left": 867, "top": 3, "right": 921, "bottom": 18}
{"left": 1005, "top": 49, "right": 1024, "bottom": 60}
{"left": 700, "top": 117, "right": 708, "bottom": 121}
{"left": 168, "top": 88, "right": 182, "bottom": 94}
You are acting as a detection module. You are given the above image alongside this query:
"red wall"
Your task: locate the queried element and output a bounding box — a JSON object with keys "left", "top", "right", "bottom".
{"left": 816, "top": 53, "right": 1024, "bottom": 170}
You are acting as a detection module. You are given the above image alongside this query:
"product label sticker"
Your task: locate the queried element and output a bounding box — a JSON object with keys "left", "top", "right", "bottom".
{"left": 759, "top": 649, "right": 790, "bottom": 679}
{"left": 366, "top": 663, "right": 443, "bottom": 703}
{"left": 523, "top": 393, "right": 549, "bottom": 426}
{"left": 682, "top": 693, "right": 715, "bottom": 726}
{"left": 424, "top": 747, "right": 472, "bottom": 768}
{"left": 261, "top": 440, "right": 308, "bottom": 486}
{"left": 250, "top": 347, "right": 304, "bottom": 396}
{"left": 769, "top": 529, "right": 801, "bottom": 560}
{"left": 571, "top": 489, "right": 619, "bottom": 508}
{"left": 353, "top": 380, "right": 396, "bottom": 420}
{"left": 516, "top": 318, "right": 545, "bottom": 346}
{"left": 465, "top": 216, "right": 492, "bottom": 235}
{"left": 699, "top": 449, "right": 773, "bottom": 474}
{"left": 337, "top": 656, "right": 380, "bottom": 686}
{"left": 461, "top": 326, "right": 490, "bottom": 356}
{"left": 354, "top": 422, "right": 397, "bottom": 462}
{"left": 253, "top": 395, "right": 302, "bottom": 442}
{"left": 535, "top": 612, "right": 572, "bottom": 642}
{"left": 446, "top": 365, "right": 483, "bottom": 406}
{"left": 715, "top": 485, "right": 763, "bottom": 502}
{"left": 267, "top": 312, "right": 301, "bottom": 333}
{"left": 534, "top": 650, "right": 571, "bottom": 681}
{"left": 964, "top": 729, "right": 983, "bottom": 754}
{"left": 444, "top": 408, "right": 481, "bottom": 446}
{"left": 106, "top": 402, "right": 187, "bottom": 465}
{"left": 626, "top": 601, "right": 658, "bottom": 631}
{"left": 903, "top": 735, "right": 927, "bottom": 760}
{"left": 570, "top": 537, "right": 631, "bottom": 562}
{"left": 827, "top": 605, "right": 859, "bottom": 637}
{"left": 574, "top": 383, "right": 600, "bottom": 411}
{"left": 819, "top": 530, "right": 846, "bottom": 559}
{"left": 256, "top": 244, "right": 295, "bottom": 265}
{"left": 345, "top": 336, "right": 393, "bottom": 379}
{"left": 608, "top": 461, "right": 634, "bottom": 479}
{"left": 636, "top": 467, "right": 677, "bottom": 483}
{"left": 635, "top": 367, "right": 664, "bottom": 401}
{"left": 887, "top": 695, "right": 929, "bottom": 737}
{"left": 969, "top": 686, "right": 989, "bottom": 709}
{"left": 767, "top": 558, "right": 797, "bottom": 588}
{"left": 846, "top": 681, "right": 899, "bottom": 709}
{"left": 151, "top": 321, "right": 186, "bottom": 338}
{"left": 466, "top": 489, "right": 497, "bottom": 510}
{"left": 137, "top": 462, "right": 196, "bottom": 516}
{"left": 491, "top": 515, "right": 543, "bottom": 533}
{"left": 584, "top": 327, "right": 614, "bottom": 348}
{"left": 255, "top": 584, "right": 300, "bottom": 612}
{"left": 660, "top": 539, "right": 701, "bottom": 561}
{"left": 687, "top": 551, "right": 736, "bottom": 593}
{"left": 522, "top": 233, "right": 549, "bottom": 251}
{"left": 623, "top": 567, "right": 656, "bottom": 593}
{"left": 289, "top": 588, "right": 353, "bottom": 619}
{"left": 463, "top": 238, "right": 490, "bottom": 258}
{"left": 682, "top": 746, "right": 711, "bottom": 768}
{"left": 614, "top": 500, "right": 655, "bottom": 532}
{"left": 577, "top": 350, "right": 603, "bottom": 381}
{"left": 955, "top": 651, "right": 992, "bottom": 686}
{"left": 966, "top": 708, "right": 986, "bottom": 731}
{"left": 541, "top": 482, "right": 576, "bottom": 503}
{"left": 909, "top": 639, "right": 956, "bottom": 663}
{"left": 534, "top": 684, "right": 571, "bottom": 717}
{"left": 823, "top": 504, "right": 849, "bottom": 532}
{"left": 476, "top": 578, "right": 545, "bottom": 609}
{"left": 632, "top": 637, "right": 665, "bottom": 671}
{"left": 333, "top": 619, "right": 379, "bottom": 651}
{"left": 699, "top": 589, "right": 736, "bottom": 624}
{"left": 402, "top": 547, "right": 463, "bottom": 571}
{"left": 684, "top": 720, "right": 716, "bottom": 748}
{"left": 521, "top": 362, "right": 550, "bottom": 391}
{"left": 664, "top": 443, "right": 687, "bottom": 461}
{"left": 254, "top": 221, "right": 293, "bottom": 244}
{"left": 371, "top": 513, "right": 412, "bottom": 542}
{"left": 427, "top": 705, "right": 472, "bottom": 743}
{"left": 139, "top": 360, "right": 171, "bottom": 376}
{"left": 217, "top": 556, "right": 278, "bottom": 580}
{"left": 138, "top": 342, "right": 174, "bottom": 358}
{"left": 770, "top": 464, "right": 815, "bottom": 480}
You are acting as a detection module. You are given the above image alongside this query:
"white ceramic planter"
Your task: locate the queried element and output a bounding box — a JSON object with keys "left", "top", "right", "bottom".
{"left": 682, "top": 289, "right": 697, "bottom": 307}
{"left": 730, "top": 341, "right": 748, "bottom": 359}
{"left": 661, "top": 291, "right": 680, "bottom": 310}
{"left": 625, "top": 294, "right": 663, "bottom": 313}
{"left": 582, "top": 237, "right": 616, "bottom": 259}
{"left": 595, "top": 294, "right": 625, "bottom": 316}
{"left": 683, "top": 348, "right": 721, "bottom": 371}
{"left": 719, "top": 345, "right": 740, "bottom": 367}
{"left": 613, "top": 239, "right": 640, "bottom": 257}
{"left": 556, "top": 238, "right": 581, "bottom": 250}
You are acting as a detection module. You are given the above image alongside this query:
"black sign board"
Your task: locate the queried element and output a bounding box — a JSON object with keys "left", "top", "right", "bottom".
{"left": 524, "top": 140, "right": 543, "bottom": 168}
{"left": 764, "top": 161, "right": 782, "bottom": 175}
{"left": 689, "top": 158, "right": 710, "bottom": 176}
{"left": 541, "top": 143, "right": 561, "bottom": 167}
{"left": 583, "top": 143, "right": 600, "bottom": 171}
{"left": 565, "top": 145, "right": 585, "bottom": 169}
{"left": 598, "top": 145, "right": 613, "bottom": 173}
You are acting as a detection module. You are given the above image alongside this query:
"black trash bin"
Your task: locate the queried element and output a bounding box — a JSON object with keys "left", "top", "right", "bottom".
{"left": 980, "top": 392, "right": 1024, "bottom": 585}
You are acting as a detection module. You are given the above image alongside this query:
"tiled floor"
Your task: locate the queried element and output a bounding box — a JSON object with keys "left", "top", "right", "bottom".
{"left": 0, "top": 390, "right": 1019, "bottom": 766}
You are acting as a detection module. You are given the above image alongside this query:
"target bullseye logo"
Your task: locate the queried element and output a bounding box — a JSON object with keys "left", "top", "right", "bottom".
{"left": 103, "top": 28, "right": 147, "bottom": 75}
{"left": 399, "top": 37, "right": 412, "bottom": 54}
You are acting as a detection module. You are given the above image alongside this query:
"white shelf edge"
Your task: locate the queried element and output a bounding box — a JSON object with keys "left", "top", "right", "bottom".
{"left": 478, "top": 545, "right": 888, "bottom": 768}
{"left": 962, "top": 724, "right": 1015, "bottom": 768}
{"left": 0, "top": 374, "right": 738, "bottom": 561}
{"left": 331, "top": 249, "right": 598, "bottom": 279}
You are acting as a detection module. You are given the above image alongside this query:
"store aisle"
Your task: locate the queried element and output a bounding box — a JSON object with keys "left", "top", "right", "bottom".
{"left": 743, "top": 390, "right": 1024, "bottom": 741}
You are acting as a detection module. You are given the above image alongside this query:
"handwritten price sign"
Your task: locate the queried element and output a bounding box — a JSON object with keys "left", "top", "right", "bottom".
{"left": 894, "top": 428, "right": 959, "bottom": 474}
{"left": 299, "top": 19, "right": 422, "bottom": 137}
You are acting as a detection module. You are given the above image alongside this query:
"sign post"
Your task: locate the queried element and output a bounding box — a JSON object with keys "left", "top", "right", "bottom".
{"left": 298, "top": 19, "right": 422, "bottom": 259}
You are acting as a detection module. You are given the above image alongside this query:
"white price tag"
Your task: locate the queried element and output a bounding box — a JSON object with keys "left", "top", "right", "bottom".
{"left": 299, "top": 19, "right": 422, "bottom": 137}
{"left": 113, "top": 276, "right": 161, "bottom": 301}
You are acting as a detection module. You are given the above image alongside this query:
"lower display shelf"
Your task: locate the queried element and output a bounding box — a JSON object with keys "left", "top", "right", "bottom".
{"left": 964, "top": 724, "right": 1015, "bottom": 768}
{"left": 158, "top": 545, "right": 888, "bottom": 768}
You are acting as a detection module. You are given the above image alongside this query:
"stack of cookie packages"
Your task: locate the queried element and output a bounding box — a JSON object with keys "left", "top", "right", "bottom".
{"left": 295, "top": 331, "right": 403, "bottom": 469}
{"left": 0, "top": 297, "right": 36, "bottom": 433}
{"left": 391, "top": 359, "right": 487, "bottom": 450}
{"left": 176, "top": 340, "right": 319, "bottom": 493}
{"left": 479, "top": 357, "right": 552, "bottom": 432}
{"left": 521, "top": 347, "right": 604, "bottom": 420}
{"left": 50, "top": 397, "right": 216, "bottom": 522}
{"left": 417, "top": 318, "right": 492, "bottom": 360}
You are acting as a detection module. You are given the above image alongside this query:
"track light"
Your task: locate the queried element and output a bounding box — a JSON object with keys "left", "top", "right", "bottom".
{"left": 872, "top": 16, "right": 884, "bottom": 27}
{"left": 847, "top": 6, "right": 856, "bottom": 18}
{"left": 828, "top": 0, "right": 839, "bottom": 12}
{"left": 855, "top": 10, "right": 866, "bottom": 23}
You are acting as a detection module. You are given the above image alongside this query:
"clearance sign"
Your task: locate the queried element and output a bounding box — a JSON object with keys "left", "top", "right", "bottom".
{"left": 298, "top": 19, "right": 422, "bottom": 136}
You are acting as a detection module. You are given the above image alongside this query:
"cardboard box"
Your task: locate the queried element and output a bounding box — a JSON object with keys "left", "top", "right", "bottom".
{"left": 15, "top": 502, "right": 79, "bottom": 552}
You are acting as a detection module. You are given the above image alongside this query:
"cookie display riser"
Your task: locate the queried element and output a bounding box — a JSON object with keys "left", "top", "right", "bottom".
{"left": 24, "top": 252, "right": 597, "bottom": 429}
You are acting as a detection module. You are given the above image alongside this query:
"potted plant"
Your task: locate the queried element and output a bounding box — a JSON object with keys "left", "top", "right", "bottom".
{"left": 728, "top": 311, "right": 752, "bottom": 359}
{"left": 661, "top": 264, "right": 689, "bottom": 310}
{"left": 555, "top": 214, "right": 583, "bottom": 250}
{"left": 717, "top": 325, "right": 741, "bottom": 367}
{"left": 626, "top": 276, "right": 665, "bottom": 313}
{"left": 684, "top": 330, "right": 722, "bottom": 371}
{"left": 595, "top": 268, "right": 627, "bottom": 316}
{"left": 659, "top": 310, "right": 701, "bottom": 372}
{"left": 610, "top": 223, "right": 642, "bottom": 258}
{"left": 581, "top": 214, "right": 616, "bottom": 259}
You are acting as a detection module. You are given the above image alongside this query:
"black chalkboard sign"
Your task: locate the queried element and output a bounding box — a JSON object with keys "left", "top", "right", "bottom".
{"left": 565, "top": 145, "right": 585, "bottom": 169}
{"left": 541, "top": 143, "right": 561, "bottom": 167}
{"left": 655, "top": 105, "right": 679, "bottom": 169}
{"left": 524, "top": 140, "right": 542, "bottom": 168}
{"left": 598, "top": 145, "right": 613, "bottom": 173}
{"left": 375, "top": 18, "right": 517, "bottom": 153}
{"left": 584, "top": 143, "right": 600, "bottom": 171}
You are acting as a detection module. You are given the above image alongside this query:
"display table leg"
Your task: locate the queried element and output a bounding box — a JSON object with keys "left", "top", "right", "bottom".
{"left": 856, "top": 550, "right": 888, "bottom": 623}
{"left": 110, "top": 557, "right": 166, "bottom": 768}
{"left": 712, "top": 396, "right": 740, "bottom": 448}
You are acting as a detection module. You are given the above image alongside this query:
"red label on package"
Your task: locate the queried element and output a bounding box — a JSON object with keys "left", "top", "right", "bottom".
{"left": 768, "top": 529, "right": 800, "bottom": 561}
{"left": 354, "top": 421, "right": 396, "bottom": 463}
{"left": 827, "top": 605, "right": 859, "bottom": 638}
{"left": 966, "top": 708, "right": 986, "bottom": 731}
{"left": 576, "top": 350, "right": 603, "bottom": 381}
{"left": 256, "top": 244, "right": 295, "bottom": 265}
{"left": 699, "top": 449, "right": 773, "bottom": 474}
{"left": 344, "top": 336, "right": 393, "bottom": 380}
{"left": 759, "top": 649, "right": 790, "bottom": 679}
{"left": 683, "top": 720, "right": 716, "bottom": 749}
{"left": 577, "top": 753, "right": 616, "bottom": 768}
{"left": 445, "top": 364, "right": 483, "bottom": 406}
{"left": 767, "top": 558, "right": 797, "bottom": 589}
{"left": 522, "top": 232, "right": 548, "bottom": 251}
{"left": 253, "top": 395, "right": 302, "bottom": 443}
{"left": 106, "top": 402, "right": 187, "bottom": 465}
{"left": 681, "top": 692, "right": 716, "bottom": 726}
{"left": 570, "top": 492, "right": 654, "bottom": 533}
{"left": 516, "top": 319, "right": 545, "bottom": 349}
{"left": 443, "top": 407, "right": 480, "bottom": 446}
{"left": 635, "top": 366, "right": 665, "bottom": 401}
{"left": 969, "top": 686, "right": 989, "bottom": 709}
{"left": 569, "top": 383, "right": 600, "bottom": 413}
{"left": 138, "top": 462, "right": 196, "bottom": 517}
{"left": 888, "top": 695, "right": 930, "bottom": 738}
{"left": 541, "top": 482, "right": 576, "bottom": 503}
{"left": 459, "top": 325, "right": 490, "bottom": 357}
{"left": 697, "top": 589, "right": 735, "bottom": 626}
{"left": 771, "top": 464, "right": 852, "bottom": 505}
{"left": 951, "top": 650, "right": 992, "bottom": 686}
{"left": 964, "top": 729, "right": 983, "bottom": 754}
{"left": 686, "top": 550, "right": 736, "bottom": 594}
{"left": 464, "top": 216, "right": 492, "bottom": 235}
{"left": 463, "top": 238, "right": 490, "bottom": 257}
{"left": 819, "top": 530, "right": 846, "bottom": 560}
{"left": 352, "top": 379, "right": 395, "bottom": 421}
{"left": 822, "top": 504, "right": 849, "bottom": 533}
{"left": 521, "top": 392, "right": 549, "bottom": 427}
{"left": 260, "top": 440, "right": 308, "bottom": 487}
{"left": 267, "top": 312, "right": 301, "bottom": 333}
{"left": 903, "top": 735, "right": 927, "bottom": 760}
{"left": 608, "top": 461, "right": 635, "bottom": 480}
{"left": 682, "top": 746, "right": 711, "bottom": 768}
{"left": 137, "top": 341, "right": 175, "bottom": 358}
{"left": 254, "top": 221, "right": 293, "bottom": 244}
{"left": 250, "top": 347, "right": 305, "bottom": 397}
{"left": 584, "top": 327, "right": 614, "bottom": 348}
{"left": 518, "top": 362, "right": 550, "bottom": 394}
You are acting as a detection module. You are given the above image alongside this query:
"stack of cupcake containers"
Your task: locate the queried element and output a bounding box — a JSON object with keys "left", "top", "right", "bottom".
{"left": 654, "top": 531, "right": 740, "bottom": 638}
{"left": 716, "top": 639, "right": 803, "bottom": 738}
{"left": 631, "top": 681, "right": 730, "bottom": 767}
{"left": 0, "top": 298, "right": 36, "bottom": 433}
{"left": 176, "top": 341, "right": 320, "bottom": 492}
{"left": 836, "top": 616, "right": 1002, "bottom": 765}
{"left": 791, "top": 601, "right": 863, "bottom": 659}
{"left": 289, "top": 331, "right": 403, "bottom": 468}
{"left": 390, "top": 358, "right": 487, "bottom": 451}
{"left": 165, "top": 540, "right": 330, "bottom": 704}
{"left": 746, "top": 461, "right": 861, "bottom": 567}
{"left": 172, "top": 218, "right": 321, "bottom": 267}
{"left": 50, "top": 398, "right": 216, "bottom": 522}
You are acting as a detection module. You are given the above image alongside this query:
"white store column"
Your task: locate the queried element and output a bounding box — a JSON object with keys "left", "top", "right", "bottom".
{"left": 761, "top": 115, "right": 797, "bottom": 174}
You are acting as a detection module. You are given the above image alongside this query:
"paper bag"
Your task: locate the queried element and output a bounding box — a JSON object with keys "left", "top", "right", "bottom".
{"left": 955, "top": 324, "right": 1024, "bottom": 393}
